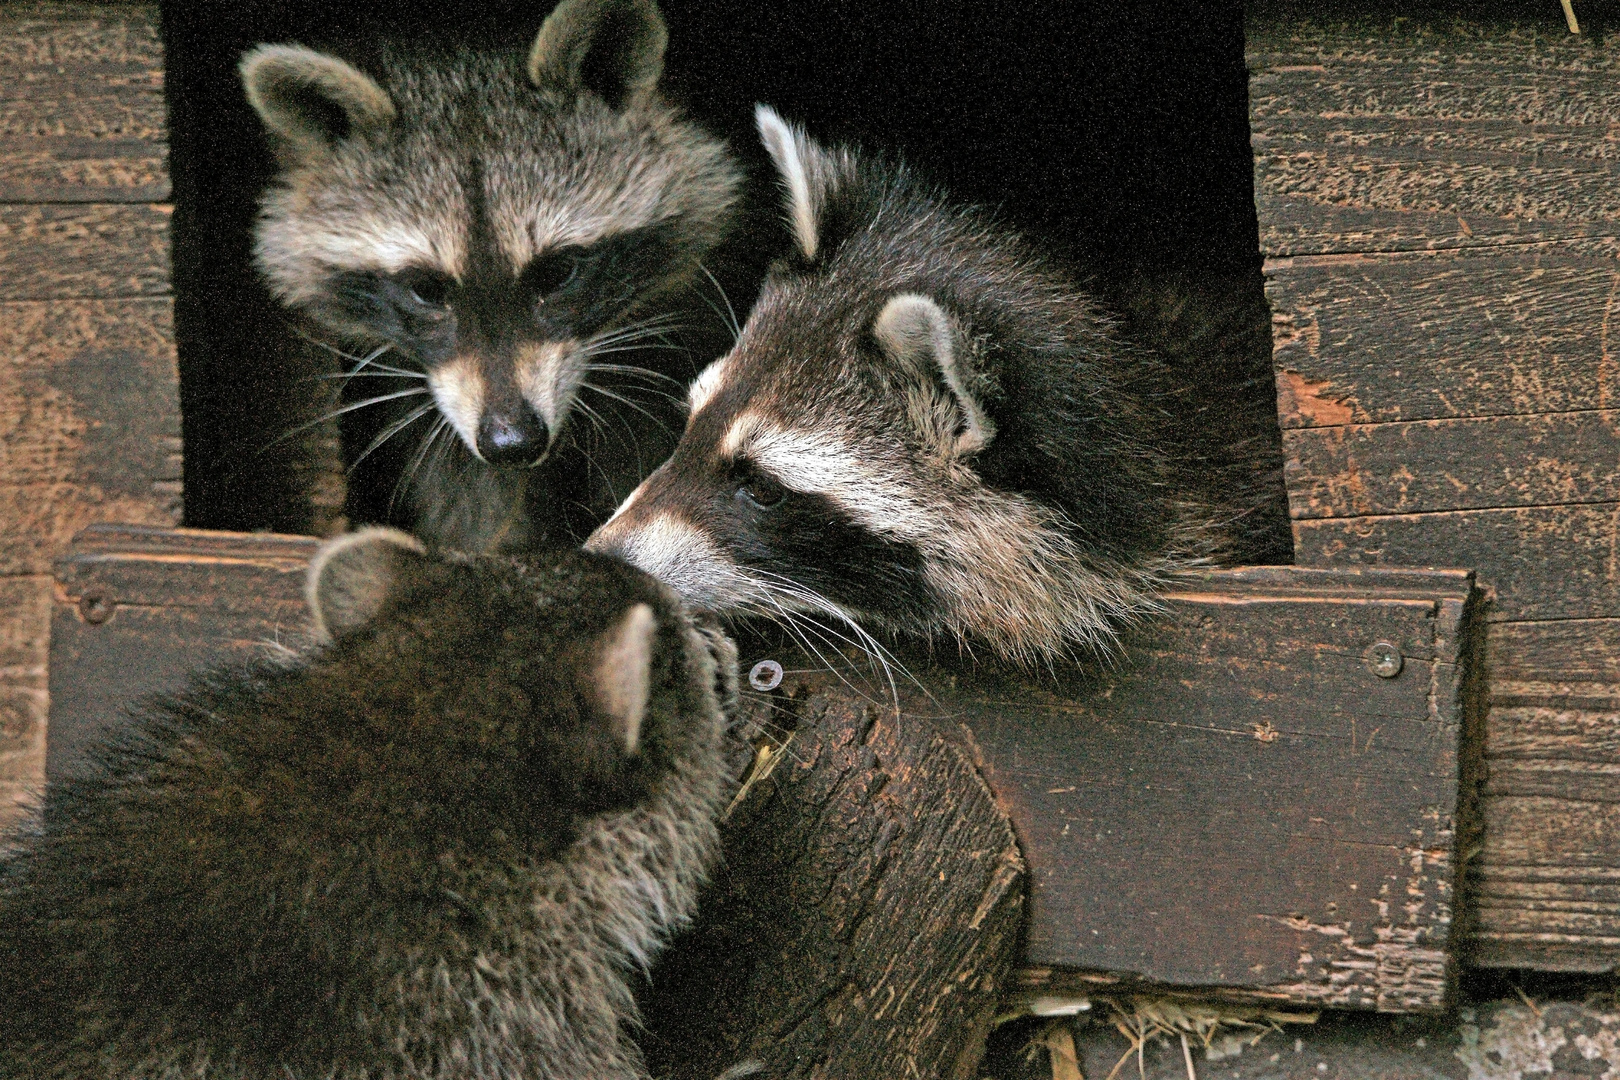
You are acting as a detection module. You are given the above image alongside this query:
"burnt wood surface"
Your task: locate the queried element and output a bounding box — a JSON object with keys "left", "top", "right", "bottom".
{"left": 0, "top": 3, "right": 179, "bottom": 823}
{"left": 48, "top": 528, "right": 1483, "bottom": 1013}
{"left": 1249, "top": 7, "right": 1620, "bottom": 973}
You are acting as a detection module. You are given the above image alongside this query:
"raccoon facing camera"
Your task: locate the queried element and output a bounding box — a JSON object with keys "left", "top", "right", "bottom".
{"left": 0, "top": 532, "right": 737, "bottom": 1079}
{"left": 242, "top": 0, "right": 744, "bottom": 554}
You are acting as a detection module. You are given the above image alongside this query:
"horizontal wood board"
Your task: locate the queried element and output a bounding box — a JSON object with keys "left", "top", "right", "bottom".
{"left": 47, "top": 530, "right": 1481, "bottom": 1011}
{"left": 1249, "top": 9, "right": 1620, "bottom": 972}
{"left": 0, "top": 3, "right": 177, "bottom": 821}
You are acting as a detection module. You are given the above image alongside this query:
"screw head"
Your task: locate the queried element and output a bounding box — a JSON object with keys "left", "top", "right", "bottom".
{"left": 749, "top": 659, "right": 784, "bottom": 692}
{"left": 78, "top": 590, "right": 114, "bottom": 625}
{"left": 1365, "top": 642, "right": 1403, "bottom": 678}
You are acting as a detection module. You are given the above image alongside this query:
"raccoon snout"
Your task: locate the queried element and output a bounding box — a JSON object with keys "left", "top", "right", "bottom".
{"left": 477, "top": 405, "right": 549, "bottom": 466}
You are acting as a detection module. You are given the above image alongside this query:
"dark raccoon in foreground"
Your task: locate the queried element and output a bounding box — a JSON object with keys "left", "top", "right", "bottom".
{"left": 590, "top": 107, "right": 1283, "bottom": 665}
{"left": 0, "top": 532, "right": 735, "bottom": 1079}
{"left": 242, "top": 0, "right": 743, "bottom": 553}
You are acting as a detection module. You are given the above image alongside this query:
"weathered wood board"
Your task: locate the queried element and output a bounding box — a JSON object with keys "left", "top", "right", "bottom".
{"left": 48, "top": 525, "right": 315, "bottom": 778}
{"left": 0, "top": 3, "right": 179, "bottom": 822}
{"left": 48, "top": 527, "right": 1481, "bottom": 1012}
{"left": 1249, "top": 8, "right": 1620, "bottom": 973}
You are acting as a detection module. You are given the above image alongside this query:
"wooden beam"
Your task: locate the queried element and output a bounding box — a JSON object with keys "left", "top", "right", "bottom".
{"left": 1249, "top": 5, "right": 1620, "bottom": 973}
{"left": 49, "top": 527, "right": 1482, "bottom": 1012}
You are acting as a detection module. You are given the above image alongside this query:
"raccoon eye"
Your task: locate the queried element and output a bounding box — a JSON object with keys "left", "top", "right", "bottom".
{"left": 737, "top": 473, "right": 787, "bottom": 510}
{"left": 395, "top": 269, "right": 453, "bottom": 310}
{"left": 522, "top": 248, "right": 584, "bottom": 299}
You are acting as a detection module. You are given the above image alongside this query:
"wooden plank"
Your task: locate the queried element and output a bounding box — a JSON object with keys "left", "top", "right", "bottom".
{"left": 0, "top": 300, "right": 181, "bottom": 576}
{"left": 1294, "top": 504, "right": 1620, "bottom": 623}
{"left": 1247, "top": 11, "right": 1620, "bottom": 257}
{"left": 48, "top": 532, "right": 1480, "bottom": 1011}
{"left": 1283, "top": 411, "right": 1620, "bottom": 520}
{"left": 48, "top": 525, "right": 316, "bottom": 777}
{"left": 0, "top": 3, "right": 173, "bottom": 823}
{"left": 0, "top": 3, "right": 167, "bottom": 204}
{"left": 0, "top": 203, "right": 170, "bottom": 300}
{"left": 1268, "top": 244, "right": 1620, "bottom": 429}
{"left": 1490, "top": 617, "right": 1620, "bottom": 685}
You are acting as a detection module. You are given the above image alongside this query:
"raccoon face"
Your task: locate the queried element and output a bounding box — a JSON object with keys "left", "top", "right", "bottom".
{"left": 306, "top": 527, "right": 734, "bottom": 830}
{"left": 587, "top": 284, "right": 998, "bottom": 632}
{"left": 589, "top": 108, "right": 1164, "bottom": 663}
{"left": 243, "top": 0, "right": 740, "bottom": 467}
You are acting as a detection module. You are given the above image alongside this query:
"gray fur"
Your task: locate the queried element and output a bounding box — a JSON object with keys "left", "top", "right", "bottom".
{"left": 0, "top": 538, "right": 735, "bottom": 1078}
{"left": 243, "top": 0, "right": 742, "bottom": 553}
{"left": 590, "top": 107, "right": 1249, "bottom": 665}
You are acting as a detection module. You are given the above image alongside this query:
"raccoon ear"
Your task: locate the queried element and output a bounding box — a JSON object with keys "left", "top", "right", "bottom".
{"left": 241, "top": 45, "right": 395, "bottom": 159}
{"left": 306, "top": 527, "right": 428, "bottom": 644}
{"left": 529, "top": 0, "right": 668, "bottom": 110}
{"left": 874, "top": 293, "right": 996, "bottom": 457}
{"left": 756, "top": 104, "right": 847, "bottom": 262}
{"left": 589, "top": 603, "right": 658, "bottom": 755}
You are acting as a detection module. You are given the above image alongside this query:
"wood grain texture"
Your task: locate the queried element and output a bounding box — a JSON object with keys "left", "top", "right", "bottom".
{"left": 0, "top": 3, "right": 175, "bottom": 822}
{"left": 1284, "top": 411, "right": 1620, "bottom": 520}
{"left": 1247, "top": 12, "right": 1620, "bottom": 257}
{"left": 957, "top": 566, "right": 1477, "bottom": 1013}
{"left": 0, "top": 1, "right": 166, "bottom": 204}
{"left": 1251, "top": 8, "right": 1620, "bottom": 974}
{"left": 641, "top": 671, "right": 1024, "bottom": 1080}
{"left": 1268, "top": 244, "right": 1620, "bottom": 430}
{"left": 1293, "top": 504, "right": 1620, "bottom": 624}
{"left": 49, "top": 526, "right": 317, "bottom": 778}
{"left": 0, "top": 300, "right": 182, "bottom": 576}
{"left": 49, "top": 532, "right": 1481, "bottom": 1013}
{"left": 0, "top": 203, "right": 170, "bottom": 300}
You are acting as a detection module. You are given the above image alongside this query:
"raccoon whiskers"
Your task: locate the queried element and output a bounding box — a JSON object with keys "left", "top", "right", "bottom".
{"left": 742, "top": 571, "right": 907, "bottom": 712}
{"left": 697, "top": 263, "right": 741, "bottom": 343}
{"left": 579, "top": 381, "right": 675, "bottom": 436}
{"left": 260, "top": 386, "right": 432, "bottom": 457}
{"left": 350, "top": 401, "right": 436, "bottom": 470}
{"left": 387, "top": 415, "right": 452, "bottom": 518}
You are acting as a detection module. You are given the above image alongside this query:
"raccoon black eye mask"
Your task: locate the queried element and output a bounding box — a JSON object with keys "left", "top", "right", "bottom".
{"left": 242, "top": 0, "right": 742, "bottom": 551}
{"left": 589, "top": 106, "right": 1240, "bottom": 665}
{"left": 0, "top": 530, "right": 736, "bottom": 1079}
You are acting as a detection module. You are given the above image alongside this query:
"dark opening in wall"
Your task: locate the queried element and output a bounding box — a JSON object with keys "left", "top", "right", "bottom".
{"left": 160, "top": 0, "right": 1290, "bottom": 561}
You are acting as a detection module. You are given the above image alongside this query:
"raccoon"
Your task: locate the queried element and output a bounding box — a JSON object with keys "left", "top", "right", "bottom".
{"left": 242, "top": 0, "right": 743, "bottom": 553}
{"left": 587, "top": 107, "right": 1250, "bottom": 665}
{"left": 0, "top": 530, "right": 736, "bottom": 1079}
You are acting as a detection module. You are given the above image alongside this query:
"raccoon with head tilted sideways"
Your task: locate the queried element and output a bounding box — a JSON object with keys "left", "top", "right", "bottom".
{"left": 0, "top": 530, "right": 736, "bottom": 1079}
{"left": 242, "top": 0, "right": 743, "bottom": 552}
{"left": 589, "top": 107, "right": 1267, "bottom": 666}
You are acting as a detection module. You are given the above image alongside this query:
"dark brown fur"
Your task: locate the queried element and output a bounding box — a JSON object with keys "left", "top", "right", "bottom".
{"left": 0, "top": 533, "right": 734, "bottom": 1079}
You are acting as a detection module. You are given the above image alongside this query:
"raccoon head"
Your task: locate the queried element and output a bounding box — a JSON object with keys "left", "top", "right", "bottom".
{"left": 587, "top": 108, "right": 1175, "bottom": 664}
{"left": 306, "top": 527, "right": 734, "bottom": 834}
{"left": 243, "top": 0, "right": 740, "bottom": 468}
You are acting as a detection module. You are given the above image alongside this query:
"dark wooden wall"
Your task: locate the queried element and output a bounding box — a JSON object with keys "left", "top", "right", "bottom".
{"left": 0, "top": 2, "right": 180, "bottom": 822}
{"left": 1248, "top": 4, "right": 1620, "bottom": 973}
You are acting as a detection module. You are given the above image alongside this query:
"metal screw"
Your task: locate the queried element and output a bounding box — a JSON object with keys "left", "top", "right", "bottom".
{"left": 1364, "top": 642, "right": 1402, "bottom": 678}
{"left": 78, "top": 590, "right": 114, "bottom": 625}
{"left": 749, "top": 659, "right": 784, "bottom": 692}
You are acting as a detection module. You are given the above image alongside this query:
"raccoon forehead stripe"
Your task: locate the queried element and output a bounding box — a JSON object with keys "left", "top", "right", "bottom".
{"left": 284, "top": 220, "right": 466, "bottom": 281}
{"left": 740, "top": 421, "right": 933, "bottom": 542}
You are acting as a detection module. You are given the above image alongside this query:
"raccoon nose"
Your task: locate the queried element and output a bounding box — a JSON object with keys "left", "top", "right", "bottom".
{"left": 477, "top": 407, "right": 549, "bottom": 466}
